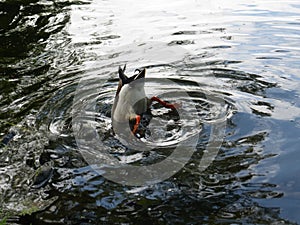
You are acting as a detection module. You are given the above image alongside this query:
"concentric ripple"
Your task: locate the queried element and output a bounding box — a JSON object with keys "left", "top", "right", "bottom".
{"left": 72, "top": 58, "right": 233, "bottom": 186}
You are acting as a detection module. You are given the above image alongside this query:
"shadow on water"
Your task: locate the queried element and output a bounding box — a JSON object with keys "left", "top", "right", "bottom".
{"left": 0, "top": 0, "right": 88, "bottom": 131}
{"left": 1, "top": 0, "right": 299, "bottom": 224}
{"left": 0, "top": 0, "right": 89, "bottom": 221}
{"left": 16, "top": 115, "right": 294, "bottom": 224}
{"left": 0, "top": 0, "right": 66, "bottom": 58}
{"left": 10, "top": 63, "right": 294, "bottom": 224}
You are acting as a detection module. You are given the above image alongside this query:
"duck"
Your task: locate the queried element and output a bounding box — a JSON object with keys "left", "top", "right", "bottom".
{"left": 112, "top": 65, "right": 179, "bottom": 137}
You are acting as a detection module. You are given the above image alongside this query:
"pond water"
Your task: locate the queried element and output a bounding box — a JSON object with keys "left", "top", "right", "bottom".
{"left": 1, "top": 0, "right": 300, "bottom": 224}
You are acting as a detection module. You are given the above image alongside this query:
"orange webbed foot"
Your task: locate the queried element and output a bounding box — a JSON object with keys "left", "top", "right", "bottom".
{"left": 150, "top": 96, "right": 181, "bottom": 110}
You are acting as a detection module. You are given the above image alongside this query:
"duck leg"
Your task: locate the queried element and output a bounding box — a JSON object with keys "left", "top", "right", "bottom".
{"left": 131, "top": 115, "right": 141, "bottom": 135}
{"left": 129, "top": 97, "right": 179, "bottom": 137}
{"left": 129, "top": 113, "right": 152, "bottom": 138}
{"left": 150, "top": 96, "right": 180, "bottom": 110}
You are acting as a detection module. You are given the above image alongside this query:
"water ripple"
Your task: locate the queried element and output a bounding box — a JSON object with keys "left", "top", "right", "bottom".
{"left": 1, "top": 0, "right": 300, "bottom": 224}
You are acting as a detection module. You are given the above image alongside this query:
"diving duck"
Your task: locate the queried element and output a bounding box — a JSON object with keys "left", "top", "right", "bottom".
{"left": 112, "top": 65, "right": 178, "bottom": 137}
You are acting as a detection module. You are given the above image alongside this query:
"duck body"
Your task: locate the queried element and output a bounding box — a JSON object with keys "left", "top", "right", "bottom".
{"left": 112, "top": 65, "right": 148, "bottom": 124}
{"left": 112, "top": 65, "right": 178, "bottom": 137}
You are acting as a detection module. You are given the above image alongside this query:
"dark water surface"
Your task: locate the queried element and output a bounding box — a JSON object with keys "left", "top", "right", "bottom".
{"left": 1, "top": 0, "right": 300, "bottom": 224}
